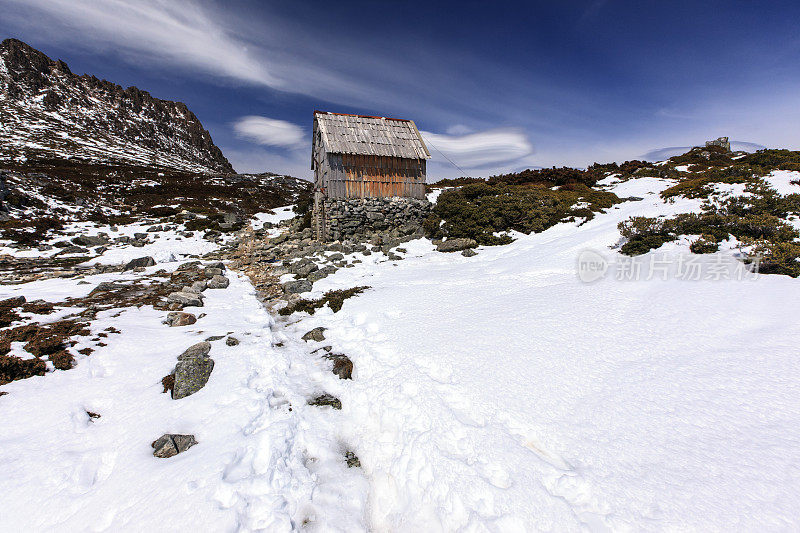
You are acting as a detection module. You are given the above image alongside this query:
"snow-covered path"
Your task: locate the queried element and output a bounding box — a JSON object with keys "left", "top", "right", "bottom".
{"left": 0, "top": 266, "right": 366, "bottom": 531}
{"left": 297, "top": 178, "right": 800, "bottom": 530}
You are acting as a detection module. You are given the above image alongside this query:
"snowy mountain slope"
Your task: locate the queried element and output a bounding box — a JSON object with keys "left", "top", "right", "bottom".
{"left": 1, "top": 167, "right": 799, "bottom": 531}
{"left": 0, "top": 39, "right": 233, "bottom": 174}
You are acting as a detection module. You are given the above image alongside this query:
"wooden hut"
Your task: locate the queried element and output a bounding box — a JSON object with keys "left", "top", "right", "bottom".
{"left": 312, "top": 111, "right": 431, "bottom": 240}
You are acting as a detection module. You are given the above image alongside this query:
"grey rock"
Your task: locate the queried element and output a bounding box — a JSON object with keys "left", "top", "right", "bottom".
{"left": 178, "top": 341, "right": 211, "bottom": 360}
{"left": 436, "top": 238, "right": 477, "bottom": 253}
{"left": 308, "top": 393, "right": 342, "bottom": 409}
{"left": 167, "top": 291, "right": 204, "bottom": 307}
{"left": 461, "top": 248, "right": 478, "bottom": 257}
{"left": 327, "top": 253, "right": 344, "bottom": 262}
{"left": 345, "top": 451, "right": 361, "bottom": 468}
{"left": 191, "top": 280, "right": 207, "bottom": 292}
{"left": 302, "top": 327, "right": 326, "bottom": 342}
{"left": 133, "top": 233, "right": 148, "bottom": 240}
{"left": 294, "top": 262, "right": 319, "bottom": 277}
{"left": 205, "top": 335, "right": 225, "bottom": 342}
{"left": 226, "top": 336, "right": 240, "bottom": 346}
{"left": 152, "top": 434, "right": 198, "bottom": 458}
{"left": 173, "top": 342, "right": 215, "bottom": 399}
{"left": 205, "top": 261, "right": 225, "bottom": 271}
{"left": 124, "top": 256, "right": 155, "bottom": 271}
{"left": 325, "top": 353, "right": 353, "bottom": 380}
{"left": 206, "top": 275, "right": 229, "bottom": 289}
{"left": 283, "top": 279, "right": 312, "bottom": 294}
{"left": 164, "top": 312, "right": 197, "bottom": 327}
{"left": 72, "top": 235, "right": 107, "bottom": 247}
{"left": 60, "top": 245, "right": 88, "bottom": 254}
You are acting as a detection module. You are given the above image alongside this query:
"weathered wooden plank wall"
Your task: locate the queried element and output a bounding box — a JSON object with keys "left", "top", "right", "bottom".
{"left": 322, "top": 154, "right": 425, "bottom": 200}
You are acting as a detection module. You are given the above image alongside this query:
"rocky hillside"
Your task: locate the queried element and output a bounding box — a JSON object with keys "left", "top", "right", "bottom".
{"left": 0, "top": 39, "right": 234, "bottom": 174}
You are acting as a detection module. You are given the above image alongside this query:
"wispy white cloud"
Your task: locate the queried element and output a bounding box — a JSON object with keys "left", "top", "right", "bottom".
{"left": 4, "top": 0, "right": 281, "bottom": 87}
{"left": 420, "top": 128, "right": 534, "bottom": 169}
{"left": 445, "top": 124, "right": 474, "bottom": 136}
{"left": 233, "top": 116, "right": 305, "bottom": 148}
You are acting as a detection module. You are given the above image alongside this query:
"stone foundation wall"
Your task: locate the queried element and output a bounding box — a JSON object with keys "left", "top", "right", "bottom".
{"left": 323, "top": 197, "right": 431, "bottom": 241}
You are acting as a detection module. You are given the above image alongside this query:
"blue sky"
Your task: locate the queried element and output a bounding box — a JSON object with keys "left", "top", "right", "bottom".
{"left": 2, "top": 0, "right": 799, "bottom": 179}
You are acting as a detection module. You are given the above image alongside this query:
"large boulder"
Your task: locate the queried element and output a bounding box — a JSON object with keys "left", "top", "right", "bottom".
{"left": 436, "top": 238, "right": 477, "bottom": 253}
{"left": 172, "top": 342, "right": 214, "bottom": 399}
{"left": 124, "top": 256, "right": 156, "bottom": 271}
{"left": 151, "top": 434, "right": 197, "bottom": 458}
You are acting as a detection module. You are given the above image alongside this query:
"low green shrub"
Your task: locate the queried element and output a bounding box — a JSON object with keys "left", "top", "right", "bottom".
{"left": 428, "top": 182, "right": 619, "bottom": 245}
{"left": 278, "top": 286, "right": 370, "bottom": 316}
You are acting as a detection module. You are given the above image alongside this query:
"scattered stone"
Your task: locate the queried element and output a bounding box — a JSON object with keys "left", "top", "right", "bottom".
{"left": 205, "top": 261, "right": 225, "bottom": 271}
{"left": 226, "top": 336, "right": 240, "bottom": 346}
{"left": 207, "top": 275, "right": 229, "bottom": 289}
{"left": 164, "top": 312, "right": 197, "bottom": 327}
{"left": 151, "top": 434, "right": 197, "bottom": 458}
{"left": 327, "top": 253, "right": 344, "bottom": 262}
{"left": 177, "top": 261, "right": 202, "bottom": 271}
{"left": 72, "top": 235, "right": 107, "bottom": 247}
{"left": 283, "top": 279, "right": 312, "bottom": 294}
{"left": 60, "top": 245, "right": 88, "bottom": 254}
{"left": 461, "top": 248, "right": 478, "bottom": 257}
{"left": 204, "top": 267, "right": 224, "bottom": 278}
{"left": 86, "top": 411, "right": 101, "bottom": 419}
{"left": 294, "top": 262, "right": 319, "bottom": 277}
{"left": 436, "top": 238, "right": 477, "bottom": 253}
{"left": 302, "top": 327, "right": 326, "bottom": 342}
{"left": 167, "top": 291, "right": 204, "bottom": 307}
{"left": 326, "top": 353, "right": 353, "bottom": 379}
{"left": 173, "top": 342, "right": 214, "bottom": 399}
{"left": 308, "top": 393, "right": 342, "bottom": 410}
{"left": 124, "top": 256, "right": 155, "bottom": 271}
{"left": 345, "top": 451, "right": 361, "bottom": 468}
{"left": 191, "top": 280, "right": 207, "bottom": 292}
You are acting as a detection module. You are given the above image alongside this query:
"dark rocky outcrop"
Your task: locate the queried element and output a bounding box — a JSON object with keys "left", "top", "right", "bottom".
{"left": 0, "top": 39, "right": 234, "bottom": 174}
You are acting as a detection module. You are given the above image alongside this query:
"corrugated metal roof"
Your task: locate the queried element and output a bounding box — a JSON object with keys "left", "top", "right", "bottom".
{"left": 314, "top": 111, "right": 430, "bottom": 159}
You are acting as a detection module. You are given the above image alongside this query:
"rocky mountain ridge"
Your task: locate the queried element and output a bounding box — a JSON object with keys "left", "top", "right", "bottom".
{"left": 0, "top": 38, "right": 234, "bottom": 174}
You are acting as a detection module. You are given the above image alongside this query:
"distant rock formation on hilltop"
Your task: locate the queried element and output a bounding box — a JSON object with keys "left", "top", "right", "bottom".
{"left": 0, "top": 38, "right": 235, "bottom": 174}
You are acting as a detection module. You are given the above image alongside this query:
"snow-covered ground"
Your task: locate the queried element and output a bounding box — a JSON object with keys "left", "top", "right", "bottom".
{"left": 291, "top": 177, "right": 800, "bottom": 530}
{"left": 2, "top": 176, "right": 800, "bottom": 530}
